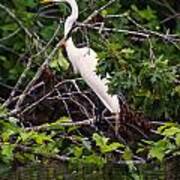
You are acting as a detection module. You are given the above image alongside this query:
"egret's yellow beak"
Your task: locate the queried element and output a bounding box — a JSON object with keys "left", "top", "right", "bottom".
{"left": 40, "top": 0, "right": 52, "bottom": 4}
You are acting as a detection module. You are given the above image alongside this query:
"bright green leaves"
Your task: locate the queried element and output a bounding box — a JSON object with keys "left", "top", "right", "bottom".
{"left": 157, "top": 122, "right": 180, "bottom": 148}
{"left": 0, "top": 143, "right": 15, "bottom": 164}
{"left": 93, "top": 133, "right": 124, "bottom": 154}
{"left": 140, "top": 123, "right": 180, "bottom": 162}
{"left": 148, "top": 140, "right": 175, "bottom": 161}
{"left": 72, "top": 143, "right": 106, "bottom": 167}
{"left": 0, "top": 121, "right": 20, "bottom": 142}
{"left": 1, "top": 111, "right": 127, "bottom": 167}
{"left": 176, "top": 134, "right": 180, "bottom": 146}
{"left": 0, "top": 109, "right": 16, "bottom": 163}
{"left": 0, "top": 105, "right": 8, "bottom": 116}
{"left": 73, "top": 146, "right": 83, "bottom": 158}
{"left": 33, "top": 143, "right": 59, "bottom": 156}
{"left": 0, "top": 111, "right": 59, "bottom": 164}
{"left": 70, "top": 133, "right": 125, "bottom": 167}
{"left": 159, "top": 126, "right": 180, "bottom": 137}
{"left": 19, "top": 131, "right": 53, "bottom": 145}
{"left": 122, "top": 147, "right": 133, "bottom": 161}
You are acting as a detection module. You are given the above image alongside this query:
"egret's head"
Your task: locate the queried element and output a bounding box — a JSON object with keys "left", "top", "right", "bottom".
{"left": 41, "top": 0, "right": 78, "bottom": 38}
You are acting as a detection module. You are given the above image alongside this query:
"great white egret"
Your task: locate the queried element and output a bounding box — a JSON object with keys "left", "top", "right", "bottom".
{"left": 41, "top": 0, "right": 121, "bottom": 134}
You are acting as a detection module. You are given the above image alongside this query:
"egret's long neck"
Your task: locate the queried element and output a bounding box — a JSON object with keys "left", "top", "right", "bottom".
{"left": 64, "top": 0, "right": 79, "bottom": 37}
{"left": 69, "top": 0, "right": 78, "bottom": 20}
{"left": 66, "top": 37, "right": 76, "bottom": 50}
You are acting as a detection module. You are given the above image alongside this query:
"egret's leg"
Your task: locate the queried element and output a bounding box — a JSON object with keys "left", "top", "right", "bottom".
{"left": 115, "top": 113, "right": 120, "bottom": 136}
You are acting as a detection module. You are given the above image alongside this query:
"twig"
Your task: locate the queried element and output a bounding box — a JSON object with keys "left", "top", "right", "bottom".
{"left": 4, "top": 57, "right": 34, "bottom": 107}
{"left": 25, "top": 115, "right": 119, "bottom": 132}
{"left": 83, "top": 0, "right": 117, "bottom": 24}
{"left": 32, "top": 23, "right": 61, "bottom": 58}
{"left": 150, "top": 121, "right": 166, "bottom": 126}
{"left": 18, "top": 79, "right": 79, "bottom": 115}
{"left": 12, "top": 41, "right": 63, "bottom": 113}
{"left": 55, "top": 88, "right": 72, "bottom": 119}
{"left": 11, "top": 143, "right": 70, "bottom": 162}
{"left": 115, "top": 150, "right": 146, "bottom": 164}
{"left": 77, "top": 23, "right": 150, "bottom": 38}
{"left": 78, "top": 22, "right": 180, "bottom": 44}
{"left": 25, "top": 119, "right": 92, "bottom": 131}
{"left": 0, "top": 28, "right": 20, "bottom": 42}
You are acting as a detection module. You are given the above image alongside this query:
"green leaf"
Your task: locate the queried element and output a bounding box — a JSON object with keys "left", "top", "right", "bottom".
{"left": 175, "top": 86, "right": 180, "bottom": 95}
{"left": 93, "top": 133, "right": 124, "bottom": 153}
{"left": 161, "top": 127, "right": 180, "bottom": 137}
{"left": 73, "top": 147, "right": 83, "bottom": 158}
{"left": 103, "top": 142, "right": 124, "bottom": 153}
{"left": 157, "top": 122, "right": 175, "bottom": 133}
{"left": 19, "top": 131, "right": 53, "bottom": 144}
{"left": 123, "top": 147, "right": 133, "bottom": 161}
{"left": 0, "top": 105, "right": 8, "bottom": 115}
{"left": 176, "top": 133, "right": 180, "bottom": 146}
{"left": 2, "top": 130, "right": 15, "bottom": 142}
{"left": 33, "top": 133, "right": 53, "bottom": 144}
{"left": 19, "top": 131, "right": 34, "bottom": 143}
{"left": 148, "top": 140, "right": 171, "bottom": 161}
{"left": 93, "top": 133, "right": 109, "bottom": 147}
{"left": 82, "top": 154, "right": 106, "bottom": 167}
{"left": 1, "top": 143, "right": 14, "bottom": 163}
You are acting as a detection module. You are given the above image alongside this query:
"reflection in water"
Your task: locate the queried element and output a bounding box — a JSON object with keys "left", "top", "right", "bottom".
{"left": 0, "top": 162, "right": 164, "bottom": 180}
{"left": 0, "top": 157, "right": 180, "bottom": 180}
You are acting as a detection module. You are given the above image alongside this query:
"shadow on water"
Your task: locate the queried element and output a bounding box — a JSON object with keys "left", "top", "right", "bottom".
{"left": 0, "top": 156, "right": 180, "bottom": 180}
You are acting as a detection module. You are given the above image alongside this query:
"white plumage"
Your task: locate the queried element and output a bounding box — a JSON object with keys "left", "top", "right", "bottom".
{"left": 65, "top": 37, "right": 120, "bottom": 114}
{"left": 42, "top": 0, "right": 120, "bottom": 132}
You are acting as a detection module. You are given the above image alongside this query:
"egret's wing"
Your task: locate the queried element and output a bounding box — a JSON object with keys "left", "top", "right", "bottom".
{"left": 79, "top": 48, "right": 120, "bottom": 113}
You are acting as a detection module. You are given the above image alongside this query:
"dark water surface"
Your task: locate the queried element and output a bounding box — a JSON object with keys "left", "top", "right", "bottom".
{"left": 0, "top": 156, "right": 180, "bottom": 180}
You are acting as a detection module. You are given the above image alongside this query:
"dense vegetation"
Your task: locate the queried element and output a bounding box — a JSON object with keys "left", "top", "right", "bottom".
{"left": 0, "top": 0, "right": 179, "bottom": 170}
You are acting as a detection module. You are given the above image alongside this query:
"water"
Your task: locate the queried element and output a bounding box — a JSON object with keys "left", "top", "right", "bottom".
{"left": 0, "top": 163, "right": 162, "bottom": 180}
{"left": 0, "top": 156, "right": 180, "bottom": 180}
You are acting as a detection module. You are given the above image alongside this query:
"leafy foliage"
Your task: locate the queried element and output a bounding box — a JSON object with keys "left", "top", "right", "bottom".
{"left": 0, "top": 105, "right": 126, "bottom": 166}
{"left": 139, "top": 122, "right": 180, "bottom": 162}
{"left": 93, "top": 133, "right": 124, "bottom": 154}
